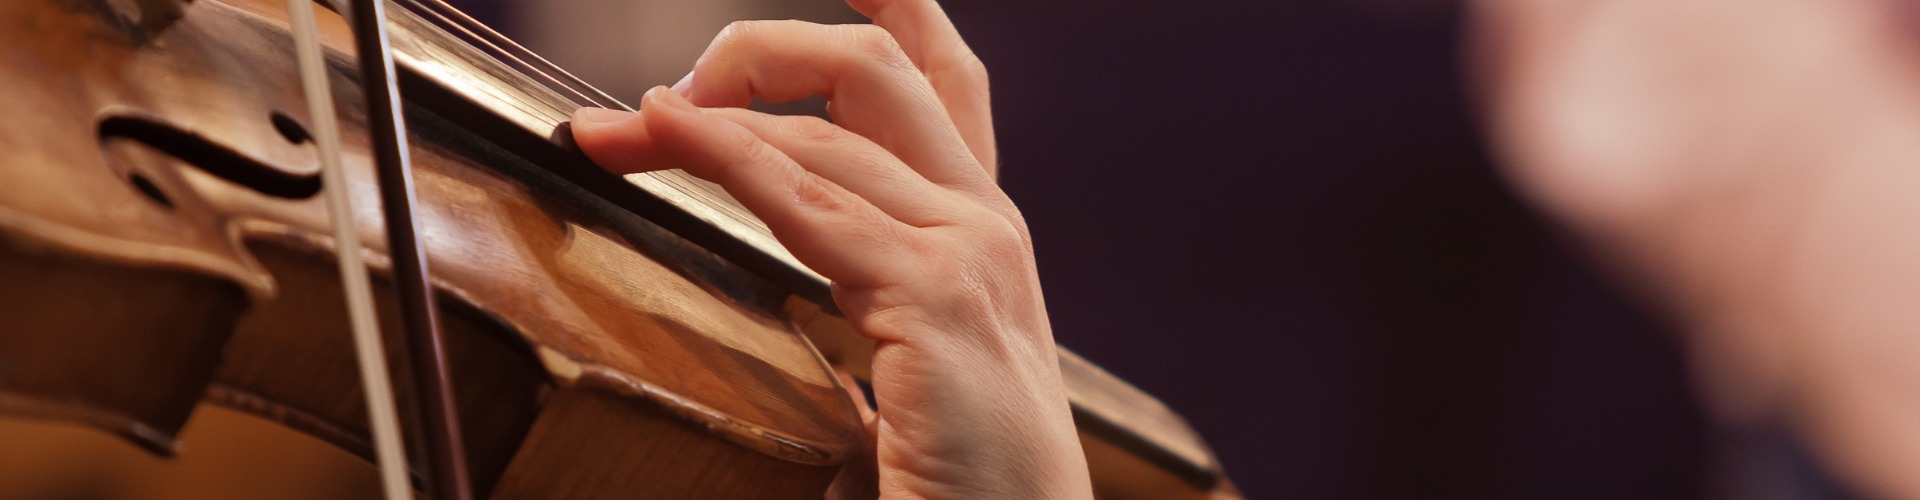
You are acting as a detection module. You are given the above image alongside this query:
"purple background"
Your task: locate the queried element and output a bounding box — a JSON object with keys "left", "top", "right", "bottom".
{"left": 455, "top": 1, "right": 1716, "bottom": 497}
{"left": 964, "top": 4, "right": 1706, "bottom": 497}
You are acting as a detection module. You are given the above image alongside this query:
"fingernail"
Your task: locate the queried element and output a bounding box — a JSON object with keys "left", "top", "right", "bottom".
{"left": 646, "top": 85, "right": 694, "bottom": 111}
{"left": 572, "top": 107, "right": 633, "bottom": 125}
{"left": 670, "top": 70, "right": 695, "bottom": 97}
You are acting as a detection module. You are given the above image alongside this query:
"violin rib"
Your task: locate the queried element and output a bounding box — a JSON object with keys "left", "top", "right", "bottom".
{"left": 358, "top": 2, "right": 1232, "bottom": 493}
{"left": 0, "top": 0, "right": 1234, "bottom": 497}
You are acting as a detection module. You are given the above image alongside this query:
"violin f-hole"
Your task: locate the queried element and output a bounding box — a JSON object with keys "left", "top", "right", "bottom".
{"left": 97, "top": 114, "right": 323, "bottom": 200}
{"left": 127, "top": 172, "right": 175, "bottom": 208}
{"left": 270, "top": 111, "right": 313, "bottom": 144}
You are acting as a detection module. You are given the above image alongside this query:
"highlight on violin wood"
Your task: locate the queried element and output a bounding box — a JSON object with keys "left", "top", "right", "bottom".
{"left": 0, "top": 0, "right": 1238, "bottom": 497}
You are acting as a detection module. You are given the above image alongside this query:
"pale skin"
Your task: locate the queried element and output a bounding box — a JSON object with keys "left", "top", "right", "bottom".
{"left": 1473, "top": 0, "right": 1920, "bottom": 496}
{"left": 576, "top": 0, "right": 1920, "bottom": 496}
{"left": 568, "top": 0, "right": 1091, "bottom": 498}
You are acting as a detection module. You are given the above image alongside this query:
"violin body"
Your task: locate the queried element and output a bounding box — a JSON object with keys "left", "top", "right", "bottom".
{"left": 0, "top": 0, "right": 1232, "bottom": 497}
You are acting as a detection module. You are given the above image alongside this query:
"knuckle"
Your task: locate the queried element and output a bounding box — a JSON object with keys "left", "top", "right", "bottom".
{"left": 849, "top": 150, "right": 906, "bottom": 181}
{"left": 851, "top": 291, "right": 931, "bottom": 340}
{"left": 700, "top": 21, "right": 760, "bottom": 64}
{"left": 711, "top": 21, "right": 749, "bottom": 50}
{"left": 947, "top": 149, "right": 987, "bottom": 175}
{"left": 842, "top": 0, "right": 888, "bottom": 13}
{"left": 951, "top": 203, "right": 1032, "bottom": 252}
{"left": 845, "top": 24, "right": 897, "bottom": 53}
{"left": 731, "top": 129, "right": 779, "bottom": 163}
{"left": 955, "top": 52, "right": 990, "bottom": 87}
{"left": 973, "top": 209, "right": 1028, "bottom": 245}
{"left": 713, "top": 133, "right": 782, "bottom": 183}
{"left": 789, "top": 174, "right": 852, "bottom": 215}
{"left": 976, "top": 191, "right": 1027, "bottom": 225}
{"left": 855, "top": 206, "right": 908, "bottom": 249}
{"left": 997, "top": 207, "right": 1032, "bottom": 236}
{"left": 782, "top": 115, "right": 845, "bottom": 144}
{"left": 1004, "top": 212, "right": 1036, "bottom": 249}
{"left": 719, "top": 20, "right": 761, "bottom": 42}
{"left": 844, "top": 24, "right": 917, "bottom": 73}
{"left": 901, "top": 232, "right": 948, "bottom": 263}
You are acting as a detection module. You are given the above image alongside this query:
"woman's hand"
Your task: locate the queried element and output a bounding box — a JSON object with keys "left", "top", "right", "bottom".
{"left": 567, "top": 1, "right": 1092, "bottom": 498}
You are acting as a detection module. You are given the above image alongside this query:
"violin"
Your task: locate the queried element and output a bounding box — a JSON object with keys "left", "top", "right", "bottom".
{"left": 0, "top": 0, "right": 1235, "bottom": 497}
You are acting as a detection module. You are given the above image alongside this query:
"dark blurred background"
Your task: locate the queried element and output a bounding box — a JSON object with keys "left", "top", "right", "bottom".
{"left": 455, "top": 1, "right": 1716, "bottom": 497}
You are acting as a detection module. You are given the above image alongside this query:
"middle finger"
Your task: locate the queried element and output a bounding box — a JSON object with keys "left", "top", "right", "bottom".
{"left": 676, "top": 20, "right": 994, "bottom": 195}
{"left": 704, "top": 107, "right": 972, "bottom": 228}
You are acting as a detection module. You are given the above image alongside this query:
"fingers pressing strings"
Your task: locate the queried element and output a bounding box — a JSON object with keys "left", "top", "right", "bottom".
{"left": 612, "top": 87, "right": 924, "bottom": 289}
{"left": 702, "top": 108, "right": 973, "bottom": 228}
{"left": 677, "top": 20, "right": 996, "bottom": 196}
{"left": 572, "top": 104, "right": 970, "bottom": 229}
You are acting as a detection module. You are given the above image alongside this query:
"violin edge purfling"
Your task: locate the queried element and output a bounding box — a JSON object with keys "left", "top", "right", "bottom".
{"left": 0, "top": 0, "right": 1236, "bottom": 497}
{"left": 360, "top": 0, "right": 1228, "bottom": 487}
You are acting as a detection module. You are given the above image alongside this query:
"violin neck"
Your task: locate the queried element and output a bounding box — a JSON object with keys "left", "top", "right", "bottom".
{"left": 367, "top": 0, "right": 1227, "bottom": 491}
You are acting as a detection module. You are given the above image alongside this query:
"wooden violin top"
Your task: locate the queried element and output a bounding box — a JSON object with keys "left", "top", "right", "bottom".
{"left": 0, "top": 0, "right": 1231, "bottom": 496}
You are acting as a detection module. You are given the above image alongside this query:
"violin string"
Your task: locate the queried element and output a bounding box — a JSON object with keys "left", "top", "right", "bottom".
{"left": 391, "top": 0, "right": 777, "bottom": 236}
{"left": 390, "top": 0, "right": 782, "bottom": 251}
{"left": 398, "top": 0, "right": 626, "bottom": 110}
{"left": 426, "top": 0, "right": 625, "bottom": 108}
{"left": 285, "top": 1, "right": 414, "bottom": 498}
{"left": 394, "top": 0, "right": 605, "bottom": 109}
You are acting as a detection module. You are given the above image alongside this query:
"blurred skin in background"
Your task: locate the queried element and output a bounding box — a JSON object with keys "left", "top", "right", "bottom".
{"left": 531, "top": 0, "right": 1920, "bottom": 496}
{"left": 15, "top": 0, "right": 1920, "bottom": 498}
{"left": 1471, "top": 0, "right": 1920, "bottom": 497}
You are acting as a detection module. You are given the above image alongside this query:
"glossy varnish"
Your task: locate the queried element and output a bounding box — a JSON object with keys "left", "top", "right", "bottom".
{"left": 0, "top": 0, "right": 1232, "bottom": 497}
